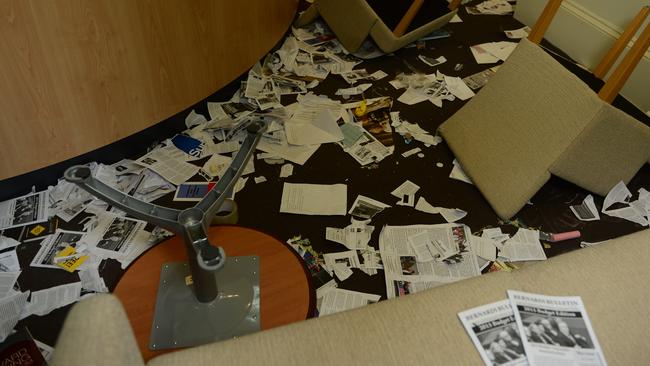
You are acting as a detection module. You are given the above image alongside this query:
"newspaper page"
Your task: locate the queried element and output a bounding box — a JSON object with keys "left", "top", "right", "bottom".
{"left": 0, "top": 191, "right": 49, "bottom": 230}
{"left": 318, "top": 288, "right": 380, "bottom": 316}
{"left": 83, "top": 213, "right": 147, "bottom": 259}
{"left": 0, "top": 291, "right": 30, "bottom": 342}
{"left": 508, "top": 290, "right": 606, "bottom": 366}
{"left": 380, "top": 224, "right": 480, "bottom": 298}
{"left": 30, "top": 230, "right": 85, "bottom": 269}
{"left": 26, "top": 282, "right": 81, "bottom": 317}
{"left": 459, "top": 299, "right": 528, "bottom": 366}
{"left": 136, "top": 149, "right": 200, "bottom": 185}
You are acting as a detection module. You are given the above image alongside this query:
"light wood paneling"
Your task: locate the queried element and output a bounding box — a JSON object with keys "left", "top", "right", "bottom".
{"left": 0, "top": 0, "right": 298, "bottom": 180}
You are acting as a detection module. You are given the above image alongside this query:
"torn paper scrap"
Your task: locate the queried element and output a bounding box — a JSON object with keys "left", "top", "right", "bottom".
{"left": 470, "top": 44, "right": 500, "bottom": 64}
{"left": 418, "top": 55, "right": 447, "bottom": 67}
{"left": 318, "top": 288, "right": 380, "bottom": 316}
{"left": 415, "top": 197, "right": 467, "bottom": 223}
{"left": 443, "top": 75, "right": 475, "bottom": 101}
{"left": 280, "top": 183, "right": 347, "bottom": 215}
{"left": 505, "top": 26, "right": 531, "bottom": 39}
{"left": 469, "top": 235, "right": 498, "bottom": 261}
{"left": 335, "top": 83, "right": 371, "bottom": 97}
{"left": 402, "top": 147, "right": 422, "bottom": 157}
{"left": 570, "top": 195, "right": 600, "bottom": 221}
{"left": 450, "top": 159, "right": 474, "bottom": 185}
{"left": 280, "top": 163, "right": 294, "bottom": 178}
{"left": 136, "top": 149, "right": 199, "bottom": 185}
{"left": 348, "top": 195, "right": 390, "bottom": 220}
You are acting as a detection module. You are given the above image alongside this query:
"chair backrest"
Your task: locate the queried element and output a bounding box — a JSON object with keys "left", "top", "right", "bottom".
{"left": 439, "top": 39, "right": 604, "bottom": 218}
{"left": 316, "top": 0, "right": 379, "bottom": 52}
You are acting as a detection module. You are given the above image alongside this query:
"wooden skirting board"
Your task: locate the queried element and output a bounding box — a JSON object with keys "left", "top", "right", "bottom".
{"left": 0, "top": 0, "right": 298, "bottom": 180}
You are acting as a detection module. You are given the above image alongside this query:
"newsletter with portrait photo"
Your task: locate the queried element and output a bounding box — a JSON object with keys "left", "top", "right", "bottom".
{"left": 458, "top": 299, "right": 528, "bottom": 366}
{"left": 508, "top": 290, "right": 606, "bottom": 366}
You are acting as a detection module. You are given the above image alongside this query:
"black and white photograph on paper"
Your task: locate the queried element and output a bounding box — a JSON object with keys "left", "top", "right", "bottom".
{"left": 83, "top": 213, "right": 147, "bottom": 260}
{"left": 509, "top": 290, "right": 606, "bottom": 366}
{"left": 96, "top": 217, "right": 141, "bottom": 254}
{"left": 0, "top": 191, "right": 49, "bottom": 230}
{"left": 459, "top": 299, "right": 528, "bottom": 366}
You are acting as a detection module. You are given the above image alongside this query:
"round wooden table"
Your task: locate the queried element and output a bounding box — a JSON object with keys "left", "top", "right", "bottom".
{"left": 114, "top": 225, "right": 314, "bottom": 361}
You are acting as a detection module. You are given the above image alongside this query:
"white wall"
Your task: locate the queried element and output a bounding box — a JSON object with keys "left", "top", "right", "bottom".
{"left": 515, "top": 0, "right": 650, "bottom": 114}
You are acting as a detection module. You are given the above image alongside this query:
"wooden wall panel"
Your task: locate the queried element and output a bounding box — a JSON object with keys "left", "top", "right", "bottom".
{"left": 0, "top": 0, "right": 298, "bottom": 180}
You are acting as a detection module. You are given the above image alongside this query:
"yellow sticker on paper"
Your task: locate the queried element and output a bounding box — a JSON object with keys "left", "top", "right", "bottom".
{"left": 30, "top": 225, "right": 46, "bottom": 236}
{"left": 57, "top": 255, "right": 88, "bottom": 273}
{"left": 54, "top": 246, "right": 87, "bottom": 272}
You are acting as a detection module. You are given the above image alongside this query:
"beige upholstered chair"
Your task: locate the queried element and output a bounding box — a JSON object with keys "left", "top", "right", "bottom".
{"left": 294, "top": 0, "right": 458, "bottom": 54}
{"left": 439, "top": 2, "right": 650, "bottom": 219}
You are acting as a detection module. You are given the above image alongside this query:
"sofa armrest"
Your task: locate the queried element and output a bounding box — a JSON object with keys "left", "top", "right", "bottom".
{"left": 50, "top": 294, "right": 144, "bottom": 366}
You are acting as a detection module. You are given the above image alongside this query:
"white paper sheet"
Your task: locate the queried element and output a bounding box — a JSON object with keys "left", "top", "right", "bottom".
{"left": 280, "top": 183, "right": 347, "bottom": 215}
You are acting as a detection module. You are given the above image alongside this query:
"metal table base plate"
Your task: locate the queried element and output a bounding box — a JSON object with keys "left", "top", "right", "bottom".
{"left": 149, "top": 256, "right": 260, "bottom": 350}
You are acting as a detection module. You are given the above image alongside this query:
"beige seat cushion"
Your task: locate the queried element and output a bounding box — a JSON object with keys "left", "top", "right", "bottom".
{"left": 439, "top": 38, "right": 649, "bottom": 219}
{"left": 148, "top": 229, "right": 650, "bottom": 366}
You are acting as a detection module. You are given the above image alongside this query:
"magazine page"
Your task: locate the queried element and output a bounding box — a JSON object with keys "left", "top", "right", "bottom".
{"left": 508, "top": 290, "right": 606, "bottom": 366}
{"left": 459, "top": 299, "right": 528, "bottom": 366}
